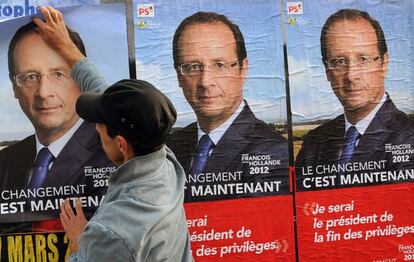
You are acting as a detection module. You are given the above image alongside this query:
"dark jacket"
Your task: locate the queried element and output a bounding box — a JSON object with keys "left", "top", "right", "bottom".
{"left": 0, "top": 121, "right": 114, "bottom": 229}
{"left": 296, "top": 96, "right": 414, "bottom": 191}
{"left": 168, "top": 103, "right": 289, "bottom": 202}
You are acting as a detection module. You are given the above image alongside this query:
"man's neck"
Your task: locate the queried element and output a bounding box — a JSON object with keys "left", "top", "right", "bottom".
{"left": 37, "top": 131, "right": 65, "bottom": 146}
{"left": 36, "top": 118, "right": 80, "bottom": 146}
{"left": 344, "top": 93, "right": 385, "bottom": 125}
{"left": 198, "top": 101, "right": 243, "bottom": 134}
{"left": 345, "top": 109, "right": 373, "bottom": 126}
{"left": 198, "top": 117, "right": 229, "bottom": 134}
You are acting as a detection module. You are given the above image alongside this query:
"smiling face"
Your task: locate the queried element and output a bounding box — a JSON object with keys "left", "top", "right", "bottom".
{"left": 12, "top": 32, "right": 81, "bottom": 144}
{"left": 324, "top": 18, "right": 388, "bottom": 122}
{"left": 176, "top": 22, "right": 247, "bottom": 131}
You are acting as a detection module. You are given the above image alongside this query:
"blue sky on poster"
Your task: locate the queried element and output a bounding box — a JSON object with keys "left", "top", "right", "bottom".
{"left": 0, "top": 4, "right": 129, "bottom": 141}
{"left": 286, "top": 0, "right": 414, "bottom": 123}
{"left": 134, "top": 0, "right": 287, "bottom": 127}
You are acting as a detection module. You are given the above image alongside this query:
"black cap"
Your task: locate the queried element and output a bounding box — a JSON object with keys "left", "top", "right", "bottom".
{"left": 76, "top": 79, "right": 177, "bottom": 149}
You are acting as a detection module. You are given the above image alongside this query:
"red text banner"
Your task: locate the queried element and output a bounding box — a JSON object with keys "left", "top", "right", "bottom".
{"left": 296, "top": 183, "right": 414, "bottom": 261}
{"left": 184, "top": 196, "right": 295, "bottom": 261}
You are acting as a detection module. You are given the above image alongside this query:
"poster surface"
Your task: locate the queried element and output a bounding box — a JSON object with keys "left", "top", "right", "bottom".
{"left": 0, "top": 3, "right": 128, "bottom": 234}
{"left": 287, "top": 0, "right": 414, "bottom": 260}
{"left": 134, "top": 0, "right": 295, "bottom": 260}
{"left": 0, "top": 0, "right": 411, "bottom": 261}
{"left": 134, "top": 0, "right": 290, "bottom": 203}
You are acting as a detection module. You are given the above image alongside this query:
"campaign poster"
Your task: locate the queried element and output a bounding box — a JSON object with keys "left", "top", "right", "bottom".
{"left": 287, "top": 0, "right": 414, "bottom": 260}
{"left": 0, "top": 4, "right": 128, "bottom": 260}
{"left": 134, "top": 0, "right": 295, "bottom": 260}
{"left": 134, "top": 0, "right": 290, "bottom": 203}
{"left": 0, "top": 0, "right": 99, "bottom": 21}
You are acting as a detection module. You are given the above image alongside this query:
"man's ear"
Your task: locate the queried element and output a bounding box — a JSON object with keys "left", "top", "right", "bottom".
{"left": 9, "top": 73, "right": 18, "bottom": 99}
{"left": 381, "top": 52, "right": 389, "bottom": 76}
{"left": 116, "top": 135, "right": 135, "bottom": 160}
{"left": 116, "top": 135, "right": 129, "bottom": 156}
{"left": 176, "top": 68, "right": 184, "bottom": 89}
{"left": 322, "top": 59, "right": 332, "bottom": 83}
{"left": 240, "top": 58, "right": 248, "bottom": 78}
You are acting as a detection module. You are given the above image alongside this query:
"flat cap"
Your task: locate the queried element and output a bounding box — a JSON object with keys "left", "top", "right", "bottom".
{"left": 76, "top": 79, "right": 176, "bottom": 149}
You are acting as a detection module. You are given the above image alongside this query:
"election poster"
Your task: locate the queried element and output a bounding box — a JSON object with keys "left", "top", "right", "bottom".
{"left": 0, "top": 3, "right": 128, "bottom": 260}
{"left": 134, "top": 0, "right": 290, "bottom": 203}
{"left": 133, "top": 0, "right": 295, "bottom": 260}
{"left": 287, "top": 0, "right": 414, "bottom": 260}
{"left": 0, "top": 0, "right": 99, "bottom": 21}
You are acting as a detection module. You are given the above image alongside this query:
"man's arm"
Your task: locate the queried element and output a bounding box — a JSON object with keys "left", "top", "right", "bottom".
{"left": 60, "top": 199, "right": 134, "bottom": 261}
{"left": 71, "top": 59, "right": 110, "bottom": 94}
{"left": 32, "top": 6, "right": 109, "bottom": 93}
{"left": 67, "top": 220, "right": 135, "bottom": 262}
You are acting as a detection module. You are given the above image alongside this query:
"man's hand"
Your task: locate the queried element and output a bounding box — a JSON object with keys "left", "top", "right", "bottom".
{"left": 32, "top": 6, "right": 85, "bottom": 68}
{"left": 60, "top": 198, "right": 88, "bottom": 253}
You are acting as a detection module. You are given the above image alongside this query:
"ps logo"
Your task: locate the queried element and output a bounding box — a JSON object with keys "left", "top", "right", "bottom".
{"left": 137, "top": 4, "right": 155, "bottom": 17}
{"left": 287, "top": 2, "right": 303, "bottom": 15}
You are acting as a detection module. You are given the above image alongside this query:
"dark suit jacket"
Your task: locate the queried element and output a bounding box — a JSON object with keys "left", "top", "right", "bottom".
{"left": 0, "top": 121, "right": 114, "bottom": 231}
{"left": 295, "top": 96, "right": 414, "bottom": 191}
{"left": 168, "top": 103, "right": 289, "bottom": 202}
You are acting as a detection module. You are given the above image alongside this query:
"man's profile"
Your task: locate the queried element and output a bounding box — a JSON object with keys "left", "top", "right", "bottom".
{"left": 168, "top": 12, "right": 289, "bottom": 202}
{"left": 295, "top": 9, "right": 414, "bottom": 189}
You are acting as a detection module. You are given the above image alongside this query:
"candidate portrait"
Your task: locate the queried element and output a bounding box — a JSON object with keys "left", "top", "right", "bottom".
{"left": 0, "top": 21, "right": 114, "bottom": 228}
{"left": 295, "top": 9, "right": 414, "bottom": 188}
{"left": 167, "top": 12, "right": 289, "bottom": 202}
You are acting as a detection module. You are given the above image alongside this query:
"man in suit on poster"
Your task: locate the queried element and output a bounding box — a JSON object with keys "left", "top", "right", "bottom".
{"left": 168, "top": 12, "right": 289, "bottom": 202}
{"left": 296, "top": 9, "right": 414, "bottom": 188}
{"left": 0, "top": 15, "right": 113, "bottom": 229}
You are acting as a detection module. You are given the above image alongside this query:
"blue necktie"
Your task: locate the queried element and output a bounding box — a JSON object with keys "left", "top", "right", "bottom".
{"left": 28, "top": 147, "right": 54, "bottom": 189}
{"left": 188, "top": 135, "right": 214, "bottom": 175}
{"left": 338, "top": 126, "right": 360, "bottom": 165}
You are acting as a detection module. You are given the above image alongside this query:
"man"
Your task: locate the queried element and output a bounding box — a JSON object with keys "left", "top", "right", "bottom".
{"left": 60, "top": 79, "right": 192, "bottom": 262}
{"left": 0, "top": 14, "right": 114, "bottom": 227}
{"left": 168, "top": 12, "right": 289, "bottom": 202}
{"left": 296, "top": 9, "right": 414, "bottom": 189}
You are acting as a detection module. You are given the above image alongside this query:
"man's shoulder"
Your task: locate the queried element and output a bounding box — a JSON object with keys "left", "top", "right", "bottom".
{"left": 169, "top": 122, "right": 197, "bottom": 137}
{"left": 0, "top": 135, "right": 35, "bottom": 161}
{"left": 72, "top": 121, "right": 99, "bottom": 141}
{"left": 304, "top": 115, "right": 344, "bottom": 142}
{"left": 63, "top": 121, "right": 102, "bottom": 154}
{"left": 167, "top": 122, "right": 197, "bottom": 149}
{"left": 379, "top": 101, "right": 414, "bottom": 146}
{"left": 249, "top": 115, "right": 286, "bottom": 141}
{"left": 382, "top": 97, "right": 414, "bottom": 130}
{"left": 235, "top": 104, "right": 287, "bottom": 144}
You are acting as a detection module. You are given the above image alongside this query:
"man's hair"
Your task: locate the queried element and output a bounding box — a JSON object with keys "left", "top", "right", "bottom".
{"left": 172, "top": 11, "right": 247, "bottom": 69}
{"left": 320, "top": 9, "right": 387, "bottom": 63}
{"left": 106, "top": 125, "right": 161, "bottom": 157}
{"left": 8, "top": 21, "right": 87, "bottom": 78}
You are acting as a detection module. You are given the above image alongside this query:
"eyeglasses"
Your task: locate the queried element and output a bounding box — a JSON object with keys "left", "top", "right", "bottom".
{"left": 13, "top": 71, "right": 71, "bottom": 89}
{"left": 178, "top": 60, "right": 239, "bottom": 76}
{"left": 326, "top": 56, "right": 382, "bottom": 70}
